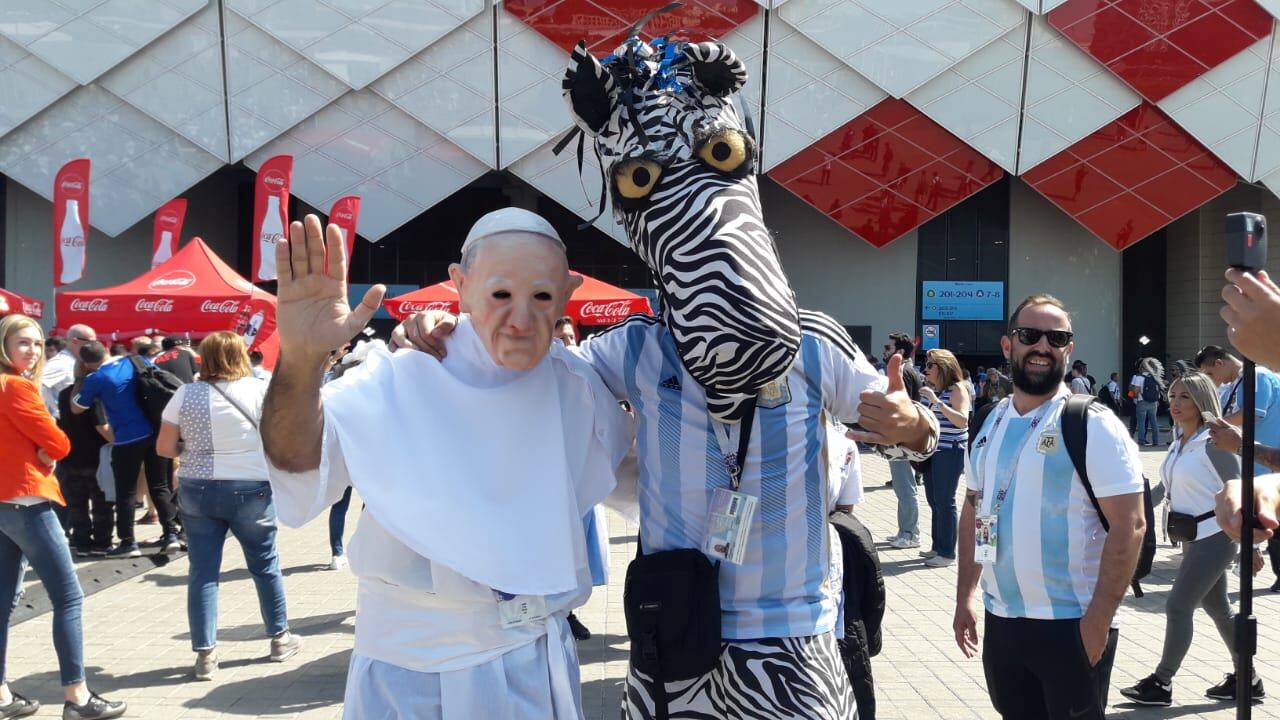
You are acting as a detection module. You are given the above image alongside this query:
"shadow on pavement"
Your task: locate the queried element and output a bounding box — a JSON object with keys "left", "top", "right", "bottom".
{"left": 1110, "top": 700, "right": 1231, "bottom": 718}
{"left": 169, "top": 610, "right": 355, "bottom": 643}
{"left": 180, "top": 649, "right": 351, "bottom": 715}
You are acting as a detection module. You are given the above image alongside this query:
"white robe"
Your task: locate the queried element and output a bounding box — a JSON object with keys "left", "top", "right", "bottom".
{"left": 268, "top": 319, "right": 632, "bottom": 719}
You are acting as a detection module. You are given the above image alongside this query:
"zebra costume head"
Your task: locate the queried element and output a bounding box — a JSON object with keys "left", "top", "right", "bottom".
{"left": 563, "top": 37, "right": 801, "bottom": 422}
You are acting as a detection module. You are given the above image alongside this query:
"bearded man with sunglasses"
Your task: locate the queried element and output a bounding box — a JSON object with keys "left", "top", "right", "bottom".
{"left": 953, "top": 295, "right": 1147, "bottom": 720}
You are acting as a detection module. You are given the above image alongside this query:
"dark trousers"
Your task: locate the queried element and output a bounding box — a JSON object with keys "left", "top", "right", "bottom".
{"left": 111, "top": 437, "right": 178, "bottom": 545}
{"left": 329, "top": 486, "right": 353, "bottom": 557}
{"left": 62, "top": 466, "right": 114, "bottom": 551}
{"left": 983, "top": 612, "right": 1119, "bottom": 720}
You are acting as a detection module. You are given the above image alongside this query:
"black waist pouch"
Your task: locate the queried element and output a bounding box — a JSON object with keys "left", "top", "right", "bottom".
{"left": 1167, "top": 510, "right": 1213, "bottom": 543}
{"left": 623, "top": 547, "right": 722, "bottom": 682}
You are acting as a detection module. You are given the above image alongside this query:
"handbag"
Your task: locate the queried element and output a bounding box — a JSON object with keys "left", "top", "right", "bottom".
{"left": 623, "top": 397, "right": 755, "bottom": 720}
{"left": 1166, "top": 510, "right": 1214, "bottom": 543}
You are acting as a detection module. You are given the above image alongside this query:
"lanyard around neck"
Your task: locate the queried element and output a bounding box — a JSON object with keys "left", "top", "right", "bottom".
{"left": 979, "top": 398, "right": 1059, "bottom": 515}
{"left": 711, "top": 396, "right": 758, "bottom": 491}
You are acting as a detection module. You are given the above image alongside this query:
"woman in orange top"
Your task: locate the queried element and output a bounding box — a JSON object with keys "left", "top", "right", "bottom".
{"left": 0, "top": 314, "right": 125, "bottom": 720}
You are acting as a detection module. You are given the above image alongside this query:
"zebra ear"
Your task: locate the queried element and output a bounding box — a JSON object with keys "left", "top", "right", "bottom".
{"left": 562, "top": 41, "right": 617, "bottom": 136}
{"left": 682, "top": 42, "right": 747, "bottom": 98}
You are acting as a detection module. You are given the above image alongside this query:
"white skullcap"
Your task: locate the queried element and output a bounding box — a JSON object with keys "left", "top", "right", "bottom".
{"left": 460, "top": 207, "right": 564, "bottom": 258}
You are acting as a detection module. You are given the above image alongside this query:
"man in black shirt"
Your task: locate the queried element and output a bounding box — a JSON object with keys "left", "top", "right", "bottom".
{"left": 153, "top": 336, "right": 199, "bottom": 383}
{"left": 57, "top": 365, "right": 115, "bottom": 556}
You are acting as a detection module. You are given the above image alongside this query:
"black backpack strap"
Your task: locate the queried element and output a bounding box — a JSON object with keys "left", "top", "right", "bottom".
{"left": 968, "top": 400, "right": 999, "bottom": 448}
{"left": 1062, "top": 395, "right": 1109, "bottom": 532}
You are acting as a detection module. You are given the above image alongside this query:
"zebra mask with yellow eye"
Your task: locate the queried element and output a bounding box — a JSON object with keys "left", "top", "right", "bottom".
{"left": 561, "top": 33, "right": 802, "bottom": 423}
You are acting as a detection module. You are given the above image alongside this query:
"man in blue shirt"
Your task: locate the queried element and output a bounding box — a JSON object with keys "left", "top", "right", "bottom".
{"left": 1197, "top": 345, "right": 1280, "bottom": 476}
{"left": 72, "top": 341, "right": 180, "bottom": 557}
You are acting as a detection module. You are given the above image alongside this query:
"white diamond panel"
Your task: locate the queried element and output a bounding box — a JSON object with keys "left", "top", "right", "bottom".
{"left": 0, "top": 35, "right": 75, "bottom": 138}
{"left": 777, "top": 0, "right": 1025, "bottom": 98}
{"left": 373, "top": 6, "right": 495, "bottom": 167}
{"left": 1016, "top": 15, "right": 1140, "bottom": 174}
{"left": 0, "top": 0, "right": 206, "bottom": 85}
{"left": 763, "top": 13, "right": 886, "bottom": 170}
{"left": 245, "top": 90, "right": 489, "bottom": 241}
{"left": 509, "top": 139, "right": 628, "bottom": 245}
{"left": 1158, "top": 34, "right": 1270, "bottom": 182}
{"left": 907, "top": 20, "right": 1027, "bottom": 172}
{"left": 100, "top": 4, "right": 228, "bottom": 160}
{"left": 0, "top": 84, "right": 223, "bottom": 235}
{"left": 496, "top": 8, "right": 574, "bottom": 167}
{"left": 226, "top": 0, "right": 483, "bottom": 90}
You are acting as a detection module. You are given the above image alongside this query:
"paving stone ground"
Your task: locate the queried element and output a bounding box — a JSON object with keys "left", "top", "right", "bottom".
{"left": 8, "top": 448, "right": 1280, "bottom": 719}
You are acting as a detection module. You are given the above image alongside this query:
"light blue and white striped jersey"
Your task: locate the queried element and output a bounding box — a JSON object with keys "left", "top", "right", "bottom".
{"left": 577, "top": 315, "right": 887, "bottom": 639}
{"left": 965, "top": 388, "right": 1144, "bottom": 621}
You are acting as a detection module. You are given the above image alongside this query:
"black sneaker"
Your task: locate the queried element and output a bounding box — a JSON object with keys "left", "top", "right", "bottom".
{"left": 567, "top": 612, "right": 591, "bottom": 641}
{"left": 0, "top": 692, "right": 39, "bottom": 718}
{"left": 1270, "top": 578, "right": 1280, "bottom": 593}
{"left": 88, "top": 547, "right": 110, "bottom": 557}
{"left": 1206, "top": 673, "right": 1265, "bottom": 703}
{"left": 73, "top": 547, "right": 91, "bottom": 558}
{"left": 1120, "top": 674, "right": 1172, "bottom": 707}
{"left": 61, "top": 692, "right": 125, "bottom": 720}
{"left": 105, "top": 544, "right": 140, "bottom": 559}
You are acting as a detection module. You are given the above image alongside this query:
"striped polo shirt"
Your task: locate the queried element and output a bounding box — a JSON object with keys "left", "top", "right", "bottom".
{"left": 934, "top": 388, "right": 967, "bottom": 449}
{"left": 577, "top": 315, "right": 887, "bottom": 639}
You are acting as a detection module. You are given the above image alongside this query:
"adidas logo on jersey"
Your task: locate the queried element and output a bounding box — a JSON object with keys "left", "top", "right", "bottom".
{"left": 659, "top": 375, "right": 682, "bottom": 391}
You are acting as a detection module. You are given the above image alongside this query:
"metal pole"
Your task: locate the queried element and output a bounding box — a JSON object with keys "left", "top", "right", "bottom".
{"left": 1237, "top": 358, "right": 1257, "bottom": 720}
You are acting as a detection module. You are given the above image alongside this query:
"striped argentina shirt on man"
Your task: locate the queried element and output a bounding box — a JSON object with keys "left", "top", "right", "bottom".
{"left": 576, "top": 313, "right": 899, "bottom": 640}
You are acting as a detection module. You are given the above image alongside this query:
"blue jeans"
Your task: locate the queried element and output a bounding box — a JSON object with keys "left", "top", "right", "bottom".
{"left": 1136, "top": 400, "right": 1161, "bottom": 445}
{"left": 923, "top": 447, "right": 965, "bottom": 559}
{"left": 329, "top": 486, "right": 353, "bottom": 557}
{"left": 889, "top": 460, "right": 919, "bottom": 538}
{"left": 0, "top": 503, "right": 85, "bottom": 685}
{"left": 179, "top": 480, "right": 289, "bottom": 651}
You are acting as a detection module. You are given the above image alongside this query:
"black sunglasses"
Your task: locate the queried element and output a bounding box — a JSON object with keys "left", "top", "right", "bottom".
{"left": 1009, "top": 327, "right": 1073, "bottom": 349}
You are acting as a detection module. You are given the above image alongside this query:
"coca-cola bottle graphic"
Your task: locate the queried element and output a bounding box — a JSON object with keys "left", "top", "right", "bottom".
{"left": 154, "top": 230, "right": 173, "bottom": 267}
{"left": 242, "top": 310, "right": 265, "bottom": 347}
{"left": 258, "top": 195, "right": 284, "bottom": 280}
{"left": 59, "top": 199, "right": 86, "bottom": 284}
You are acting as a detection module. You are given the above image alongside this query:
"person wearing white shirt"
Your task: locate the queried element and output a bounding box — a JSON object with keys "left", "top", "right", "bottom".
{"left": 1120, "top": 372, "right": 1262, "bottom": 706}
{"left": 261, "top": 210, "right": 630, "bottom": 719}
{"left": 954, "top": 295, "right": 1146, "bottom": 720}
{"left": 40, "top": 324, "right": 95, "bottom": 417}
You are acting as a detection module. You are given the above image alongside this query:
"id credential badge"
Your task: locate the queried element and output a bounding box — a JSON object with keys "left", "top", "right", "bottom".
{"left": 494, "top": 591, "right": 549, "bottom": 629}
{"left": 975, "top": 516, "right": 998, "bottom": 564}
{"left": 704, "top": 487, "right": 757, "bottom": 565}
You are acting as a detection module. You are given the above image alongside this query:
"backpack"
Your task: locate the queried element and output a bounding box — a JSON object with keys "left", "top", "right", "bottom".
{"left": 829, "top": 511, "right": 885, "bottom": 658}
{"left": 1140, "top": 373, "right": 1161, "bottom": 403}
{"left": 128, "top": 356, "right": 183, "bottom": 432}
{"left": 968, "top": 395, "right": 1158, "bottom": 597}
{"left": 1096, "top": 383, "right": 1115, "bottom": 409}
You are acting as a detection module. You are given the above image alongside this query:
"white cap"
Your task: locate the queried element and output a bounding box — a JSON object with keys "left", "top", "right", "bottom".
{"left": 460, "top": 208, "right": 563, "bottom": 258}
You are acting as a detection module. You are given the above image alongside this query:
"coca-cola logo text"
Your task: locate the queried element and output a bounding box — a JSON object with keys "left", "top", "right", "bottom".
{"left": 136, "top": 298, "right": 174, "bottom": 313}
{"left": 334, "top": 210, "right": 354, "bottom": 222}
{"left": 148, "top": 270, "right": 196, "bottom": 290}
{"left": 200, "top": 300, "right": 240, "bottom": 314}
{"left": 21, "top": 301, "right": 41, "bottom": 316}
{"left": 261, "top": 169, "right": 287, "bottom": 191}
{"left": 398, "top": 301, "right": 455, "bottom": 314}
{"left": 61, "top": 235, "right": 85, "bottom": 248}
{"left": 578, "top": 300, "right": 633, "bottom": 321}
{"left": 157, "top": 211, "right": 181, "bottom": 229}
{"left": 59, "top": 173, "right": 85, "bottom": 196}
{"left": 69, "top": 298, "right": 109, "bottom": 312}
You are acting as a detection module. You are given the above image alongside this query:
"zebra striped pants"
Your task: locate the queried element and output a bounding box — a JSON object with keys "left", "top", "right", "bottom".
{"left": 622, "top": 633, "right": 857, "bottom": 719}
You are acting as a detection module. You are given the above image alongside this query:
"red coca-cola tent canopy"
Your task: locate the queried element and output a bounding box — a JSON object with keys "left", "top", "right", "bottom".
{"left": 384, "top": 272, "right": 652, "bottom": 326}
{"left": 0, "top": 288, "right": 44, "bottom": 319}
{"left": 55, "top": 238, "right": 277, "bottom": 355}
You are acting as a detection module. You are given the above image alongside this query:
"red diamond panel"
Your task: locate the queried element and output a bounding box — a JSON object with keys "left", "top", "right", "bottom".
{"left": 1022, "top": 104, "right": 1238, "bottom": 251}
{"left": 768, "top": 99, "right": 1003, "bottom": 249}
{"left": 1048, "top": 0, "right": 1273, "bottom": 103}
{"left": 505, "top": 0, "right": 758, "bottom": 54}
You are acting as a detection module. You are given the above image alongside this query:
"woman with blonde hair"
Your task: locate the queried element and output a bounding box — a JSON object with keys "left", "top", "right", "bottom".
{"left": 918, "top": 348, "right": 970, "bottom": 567}
{"left": 0, "top": 315, "right": 126, "bottom": 719}
{"left": 156, "top": 332, "right": 298, "bottom": 681}
{"left": 1120, "top": 372, "right": 1263, "bottom": 706}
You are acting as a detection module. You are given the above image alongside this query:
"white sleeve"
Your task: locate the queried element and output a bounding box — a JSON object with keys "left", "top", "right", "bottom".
{"left": 266, "top": 417, "right": 352, "bottom": 528}
{"left": 817, "top": 333, "right": 888, "bottom": 424}
{"left": 1084, "top": 410, "right": 1145, "bottom": 498}
{"left": 160, "top": 384, "right": 187, "bottom": 425}
{"left": 965, "top": 446, "right": 979, "bottom": 491}
{"left": 573, "top": 318, "right": 650, "bottom": 402}
{"left": 836, "top": 449, "right": 864, "bottom": 506}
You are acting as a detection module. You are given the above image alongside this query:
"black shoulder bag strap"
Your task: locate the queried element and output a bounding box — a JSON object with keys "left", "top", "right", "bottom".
{"left": 208, "top": 381, "right": 259, "bottom": 430}
{"left": 1062, "top": 394, "right": 1106, "bottom": 530}
{"left": 968, "top": 400, "right": 999, "bottom": 447}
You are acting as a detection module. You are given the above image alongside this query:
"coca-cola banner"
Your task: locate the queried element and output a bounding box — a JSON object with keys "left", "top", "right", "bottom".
{"left": 151, "top": 198, "right": 188, "bottom": 268}
{"left": 53, "top": 158, "right": 90, "bottom": 287}
{"left": 570, "top": 299, "right": 647, "bottom": 325}
{"left": 252, "top": 155, "right": 292, "bottom": 283}
{"left": 328, "top": 195, "right": 360, "bottom": 273}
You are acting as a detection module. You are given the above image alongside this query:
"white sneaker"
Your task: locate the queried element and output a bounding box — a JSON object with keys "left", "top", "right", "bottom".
{"left": 883, "top": 533, "right": 902, "bottom": 543}
{"left": 919, "top": 550, "right": 938, "bottom": 559}
{"left": 925, "top": 555, "right": 955, "bottom": 568}
{"left": 328, "top": 555, "right": 348, "bottom": 571}
{"left": 890, "top": 535, "right": 920, "bottom": 549}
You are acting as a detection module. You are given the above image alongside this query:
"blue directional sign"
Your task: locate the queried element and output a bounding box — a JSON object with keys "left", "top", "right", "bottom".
{"left": 921, "top": 281, "right": 1005, "bottom": 321}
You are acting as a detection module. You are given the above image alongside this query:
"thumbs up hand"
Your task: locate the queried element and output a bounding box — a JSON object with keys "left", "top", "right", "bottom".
{"left": 849, "top": 354, "right": 937, "bottom": 453}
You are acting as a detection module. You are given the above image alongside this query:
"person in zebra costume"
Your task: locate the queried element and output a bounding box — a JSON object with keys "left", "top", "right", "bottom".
{"left": 397, "top": 32, "right": 938, "bottom": 720}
